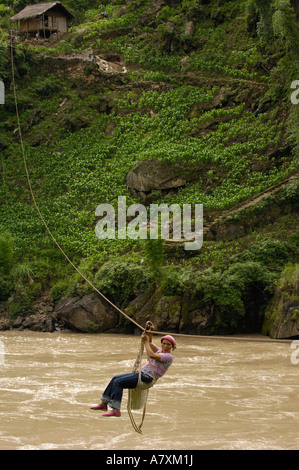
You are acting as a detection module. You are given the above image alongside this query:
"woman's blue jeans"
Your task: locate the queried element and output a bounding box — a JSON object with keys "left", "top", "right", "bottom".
{"left": 101, "top": 372, "right": 153, "bottom": 410}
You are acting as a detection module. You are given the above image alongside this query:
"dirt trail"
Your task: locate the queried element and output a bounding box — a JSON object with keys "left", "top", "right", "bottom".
{"left": 166, "top": 171, "right": 298, "bottom": 245}
{"left": 205, "top": 171, "right": 299, "bottom": 235}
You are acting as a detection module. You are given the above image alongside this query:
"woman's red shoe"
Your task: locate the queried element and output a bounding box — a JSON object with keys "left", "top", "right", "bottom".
{"left": 90, "top": 403, "right": 108, "bottom": 410}
{"left": 102, "top": 409, "right": 121, "bottom": 417}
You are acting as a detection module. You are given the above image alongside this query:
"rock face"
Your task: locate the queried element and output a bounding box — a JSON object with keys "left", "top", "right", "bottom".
{"left": 262, "top": 263, "right": 299, "bottom": 339}
{"left": 51, "top": 284, "right": 297, "bottom": 338}
{"left": 126, "top": 160, "right": 186, "bottom": 204}
{"left": 275, "top": 302, "right": 299, "bottom": 338}
{"left": 4, "top": 286, "right": 298, "bottom": 338}
{"left": 12, "top": 294, "right": 56, "bottom": 332}
{"left": 264, "top": 299, "right": 299, "bottom": 339}
{"left": 124, "top": 286, "right": 218, "bottom": 335}
{"left": 54, "top": 293, "right": 119, "bottom": 333}
{"left": 5, "top": 273, "right": 299, "bottom": 338}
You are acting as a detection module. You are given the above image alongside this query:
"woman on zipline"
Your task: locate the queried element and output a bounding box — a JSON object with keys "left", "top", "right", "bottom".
{"left": 90, "top": 322, "right": 176, "bottom": 417}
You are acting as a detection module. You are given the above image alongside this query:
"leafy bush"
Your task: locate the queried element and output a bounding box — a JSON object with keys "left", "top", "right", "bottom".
{"left": 159, "top": 258, "right": 276, "bottom": 330}
{"left": 11, "top": 262, "right": 34, "bottom": 285}
{"left": 202, "top": 261, "right": 275, "bottom": 329}
{"left": 34, "top": 75, "right": 61, "bottom": 97}
{"left": 142, "top": 238, "right": 164, "bottom": 278}
{"left": 262, "top": 262, "right": 299, "bottom": 335}
{"left": 50, "top": 279, "right": 71, "bottom": 302}
{"left": 238, "top": 238, "right": 296, "bottom": 268}
{"left": 247, "top": 0, "right": 299, "bottom": 50}
{"left": 6, "top": 262, "right": 35, "bottom": 317}
{"left": 13, "top": 43, "right": 36, "bottom": 78}
{"left": 160, "top": 265, "right": 193, "bottom": 296}
{"left": 276, "top": 262, "right": 299, "bottom": 293}
{"left": 272, "top": 0, "right": 299, "bottom": 49}
{"left": 94, "top": 261, "right": 154, "bottom": 306}
{"left": 253, "top": 0, "right": 275, "bottom": 42}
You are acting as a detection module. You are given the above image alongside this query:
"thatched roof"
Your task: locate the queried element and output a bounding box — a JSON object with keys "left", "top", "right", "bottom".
{"left": 10, "top": 2, "right": 74, "bottom": 21}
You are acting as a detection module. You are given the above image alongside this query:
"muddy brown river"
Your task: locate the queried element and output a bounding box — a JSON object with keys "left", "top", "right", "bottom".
{"left": 0, "top": 330, "right": 298, "bottom": 450}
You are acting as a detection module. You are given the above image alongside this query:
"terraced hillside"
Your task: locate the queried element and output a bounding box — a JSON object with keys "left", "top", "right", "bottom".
{"left": 0, "top": 0, "right": 298, "bottom": 334}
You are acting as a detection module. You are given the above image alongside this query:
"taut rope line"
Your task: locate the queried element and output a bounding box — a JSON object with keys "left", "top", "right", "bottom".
{"left": 9, "top": 33, "right": 292, "bottom": 345}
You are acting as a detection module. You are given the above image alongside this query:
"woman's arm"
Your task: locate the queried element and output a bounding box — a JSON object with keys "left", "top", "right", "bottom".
{"left": 142, "top": 332, "right": 161, "bottom": 361}
{"left": 145, "top": 321, "right": 159, "bottom": 353}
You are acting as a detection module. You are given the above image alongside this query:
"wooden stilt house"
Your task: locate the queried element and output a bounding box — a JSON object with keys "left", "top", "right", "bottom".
{"left": 10, "top": 2, "right": 74, "bottom": 38}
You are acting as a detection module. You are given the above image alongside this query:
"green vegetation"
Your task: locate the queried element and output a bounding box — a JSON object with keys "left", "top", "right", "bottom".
{"left": 0, "top": 231, "right": 14, "bottom": 300}
{"left": 262, "top": 262, "right": 299, "bottom": 335}
{"left": 0, "top": 0, "right": 298, "bottom": 333}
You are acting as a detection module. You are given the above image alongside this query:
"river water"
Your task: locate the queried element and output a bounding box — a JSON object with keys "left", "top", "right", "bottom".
{"left": 0, "top": 330, "right": 298, "bottom": 450}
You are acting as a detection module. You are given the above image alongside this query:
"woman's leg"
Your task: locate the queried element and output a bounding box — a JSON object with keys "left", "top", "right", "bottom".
{"left": 101, "top": 372, "right": 139, "bottom": 410}
{"left": 90, "top": 374, "right": 131, "bottom": 411}
{"left": 90, "top": 372, "right": 153, "bottom": 414}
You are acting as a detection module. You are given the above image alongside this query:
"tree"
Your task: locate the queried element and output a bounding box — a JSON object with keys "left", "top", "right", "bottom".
{"left": 272, "top": 0, "right": 299, "bottom": 50}
{"left": 247, "top": 0, "right": 299, "bottom": 49}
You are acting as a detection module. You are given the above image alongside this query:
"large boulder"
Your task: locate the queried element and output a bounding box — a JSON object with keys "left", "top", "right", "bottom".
{"left": 126, "top": 160, "right": 186, "bottom": 197}
{"left": 55, "top": 293, "right": 119, "bottom": 333}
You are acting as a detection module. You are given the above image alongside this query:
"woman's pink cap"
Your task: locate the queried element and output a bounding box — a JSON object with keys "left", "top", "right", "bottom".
{"left": 161, "top": 335, "right": 177, "bottom": 350}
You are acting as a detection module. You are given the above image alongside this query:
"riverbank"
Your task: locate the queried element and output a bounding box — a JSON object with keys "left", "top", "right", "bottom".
{"left": 1, "top": 276, "right": 298, "bottom": 341}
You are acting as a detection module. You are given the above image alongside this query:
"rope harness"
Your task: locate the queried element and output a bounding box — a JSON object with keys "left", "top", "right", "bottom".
{"left": 127, "top": 331, "right": 158, "bottom": 434}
